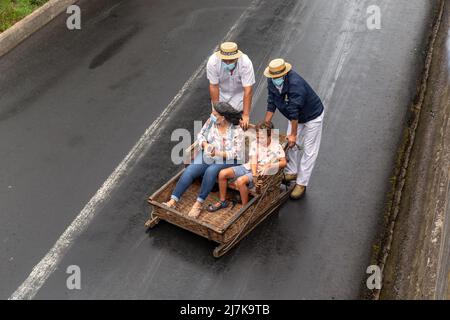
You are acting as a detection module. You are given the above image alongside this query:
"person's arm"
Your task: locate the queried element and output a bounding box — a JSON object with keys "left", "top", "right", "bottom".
{"left": 288, "top": 120, "right": 298, "bottom": 148}
{"left": 275, "top": 157, "right": 287, "bottom": 169}
{"left": 261, "top": 157, "right": 287, "bottom": 176}
{"left": 197, "top": 119, "right": 212, "bottom": 150}
{"left": 241, "top": 86, "right": 253, "bottom": 130}
{"left": 247, "top": 141, "right": 258, "bottom": 175}
{"left": 265, "top": 111, "right": 274, "bottom": 124}
{"left": 265, "top": 80, "right": 276, "bottom": 124}
{"left": 239, "top": 57, "right": 256, "bottom": 130}
{"left": 209, "top": 84, "right": 220, "bottom": 105}
{"left": 250, "top": 155, "right": 258, "bottom": 176}
{"left": 212, "top": 149, "right": 225, "bottom": 159}
{"left": 214, "top": 140, "right": 232, "bottom": 159}
{"left": 286, "top": 83, "right": 306, "bottom": 148}
{"left": 206, "top": 56, "right": 220, "bottom": 105}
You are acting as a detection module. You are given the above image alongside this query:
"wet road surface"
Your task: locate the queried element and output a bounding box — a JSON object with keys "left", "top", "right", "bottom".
{"left": 0, "top": 0, "right": 440, "bottom": 299}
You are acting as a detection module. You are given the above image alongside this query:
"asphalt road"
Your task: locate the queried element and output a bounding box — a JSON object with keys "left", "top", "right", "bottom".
{"left": 0, "top": 0, "right": 439, "bottom": 299}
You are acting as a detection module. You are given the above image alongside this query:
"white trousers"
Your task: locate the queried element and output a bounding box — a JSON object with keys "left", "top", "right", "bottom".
{"left": 286, "top": 112, "right": 324, "bottom": 186}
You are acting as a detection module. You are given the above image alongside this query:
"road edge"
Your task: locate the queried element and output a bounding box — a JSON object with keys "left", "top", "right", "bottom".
{"left": 366, "top": 0, "right": 448, "bottom": 300}
{"left": 0, "top": 0, "right": 78, "bottom": 58}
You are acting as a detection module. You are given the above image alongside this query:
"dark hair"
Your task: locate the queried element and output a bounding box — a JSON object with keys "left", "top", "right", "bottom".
{"left": 213, "top": 102, "right": 242, "bottom": 126}
{"left": 256, "top": 120, "right": 274, "bottom": 137}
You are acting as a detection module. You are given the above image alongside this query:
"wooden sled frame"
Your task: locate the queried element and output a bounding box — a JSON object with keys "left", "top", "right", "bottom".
{"left": 146, "top": 133, "right": 294, "bottom": 257}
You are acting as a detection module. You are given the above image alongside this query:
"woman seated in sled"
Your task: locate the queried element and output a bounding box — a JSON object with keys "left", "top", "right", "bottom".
{"left": 162, "top": 102, "right": 244, "bottom": 218}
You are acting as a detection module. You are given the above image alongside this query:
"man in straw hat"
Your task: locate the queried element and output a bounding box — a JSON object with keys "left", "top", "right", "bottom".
{"left": 264, "top": 58, "right": 324, "bottom": 199}
{"left": 207, "top": 42, "right": 255, "bottom": 130}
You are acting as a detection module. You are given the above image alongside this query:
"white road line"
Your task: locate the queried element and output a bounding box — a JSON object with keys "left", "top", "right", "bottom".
{"left": 317, "top": 0, "right": 361, "bottom": 108}
{"left": 9, "top": 0, "right": 260, "bottom": 300}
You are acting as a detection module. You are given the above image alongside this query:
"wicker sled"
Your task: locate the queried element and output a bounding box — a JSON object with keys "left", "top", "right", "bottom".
{"left": 145, "top": 134, "right": 294, "bottom": 257}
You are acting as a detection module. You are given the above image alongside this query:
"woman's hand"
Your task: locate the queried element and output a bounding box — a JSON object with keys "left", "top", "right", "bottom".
{"left": 205, "top": 144, "right": 216, "bottom": 157}
{"left": 203, "top": 142, "right": 214, "bottom": 152}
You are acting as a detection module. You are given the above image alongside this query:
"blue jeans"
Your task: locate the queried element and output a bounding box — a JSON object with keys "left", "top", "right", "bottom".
{"left": 171, "top": 153, "right": 238, "bottom": 203}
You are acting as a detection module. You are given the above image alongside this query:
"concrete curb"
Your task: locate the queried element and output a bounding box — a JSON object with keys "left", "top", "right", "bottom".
{"left": 0, "top": 0, "right": 78, "bottom": 58}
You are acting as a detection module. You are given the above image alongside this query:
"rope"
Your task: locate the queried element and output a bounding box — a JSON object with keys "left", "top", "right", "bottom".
{"left": 218, "top": 173, "right": 276, "bottom": 255}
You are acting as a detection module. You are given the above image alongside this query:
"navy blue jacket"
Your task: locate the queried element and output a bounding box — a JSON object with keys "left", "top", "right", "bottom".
{"left": 267, "top": 70, "right": 324, "bottom": 123}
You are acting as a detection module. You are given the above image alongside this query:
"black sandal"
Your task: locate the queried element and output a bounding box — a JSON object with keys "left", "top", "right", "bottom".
{"left": 207, "top": 200, "right": 230, "bottom": 212}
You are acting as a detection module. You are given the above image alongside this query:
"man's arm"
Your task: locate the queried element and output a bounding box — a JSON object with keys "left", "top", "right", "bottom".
{"left": 209, "top": 84, "right": 220, "bottom": 105}
{"left": 241, "top": 86, "right": 253, "bottom": 130}
{"left": 265, "top": 83, "right": 276, "bottom": 124}
{"left": 285, "top": 83, "right": 306, "bottom": 148}
{"left": 206, "top": 55, "right": 220, "bottom": 105}
{"left": 265, "top": 111, "right": 274, "bottom": 124}
{"left": 288, "top": 119, "right": 298, "bottom": 148}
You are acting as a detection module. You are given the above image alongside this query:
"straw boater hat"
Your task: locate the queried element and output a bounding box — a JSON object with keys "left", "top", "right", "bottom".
{"left": 264, "top": 58, "right": 292, "bottom": 78}
{"left": 216, "top": 42, "right": 243, "bottom": 60}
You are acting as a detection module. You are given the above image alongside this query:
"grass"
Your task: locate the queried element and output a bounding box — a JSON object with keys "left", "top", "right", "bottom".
{"left": 0, "top": 0, "right": 49, "bottom": 32}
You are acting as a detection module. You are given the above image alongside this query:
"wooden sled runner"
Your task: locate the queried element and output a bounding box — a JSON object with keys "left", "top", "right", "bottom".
{"left": 145, "top": 134, "right": 294, "bottom": 257}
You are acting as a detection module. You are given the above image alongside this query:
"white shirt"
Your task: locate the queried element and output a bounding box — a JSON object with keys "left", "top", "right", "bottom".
{"left": 206, "top": 53, "right": 255, "bottom": 112}
{"left": 243, "top": 140, "right": 285, "bottom": 171}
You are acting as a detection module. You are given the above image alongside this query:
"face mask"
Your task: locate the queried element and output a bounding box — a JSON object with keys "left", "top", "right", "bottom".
{"left": 222, "top": 61, "right": 236, "bottom": 72}
{"left": 272, "top": 77, "right": 284, "bottom": 87}
{"left": 210, "top": 114, "right": 218, "bottom": 123}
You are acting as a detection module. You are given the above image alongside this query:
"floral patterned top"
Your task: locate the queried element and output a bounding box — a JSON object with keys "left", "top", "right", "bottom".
{"left": 197, "top": 119, "right": 245, "bottom": 162}
{"left": 244, "top": 140, "right": 285, "bottom": 171}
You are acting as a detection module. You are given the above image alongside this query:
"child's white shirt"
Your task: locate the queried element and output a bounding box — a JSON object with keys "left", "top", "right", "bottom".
{"left": 243, "top": 140, "right": 285, "bottom": 171}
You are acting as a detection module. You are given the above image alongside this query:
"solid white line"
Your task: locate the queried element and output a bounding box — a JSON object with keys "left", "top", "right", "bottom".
{"left": 9, "top": 0, "right": 259, "bottom": 300}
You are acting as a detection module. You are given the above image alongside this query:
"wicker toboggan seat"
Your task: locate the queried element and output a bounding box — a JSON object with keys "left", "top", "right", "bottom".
{"left": 146, "top": 129, "right": 292, "bottom": 257}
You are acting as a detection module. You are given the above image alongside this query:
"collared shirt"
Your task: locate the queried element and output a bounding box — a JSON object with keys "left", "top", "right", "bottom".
{"left": 206, "top": 53, "right": 255, "bottom": 111}
{"left": 197, "top": 118, "right": 245, "bottom": 161}
{"left": 267, "top": 70, "right": 324, "bottom": 124}
{"left": 275, "top": 84, "right": 283, "bottom": 94}
{"left": 243, "top": 140, "right": 285, "bottom": 171}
